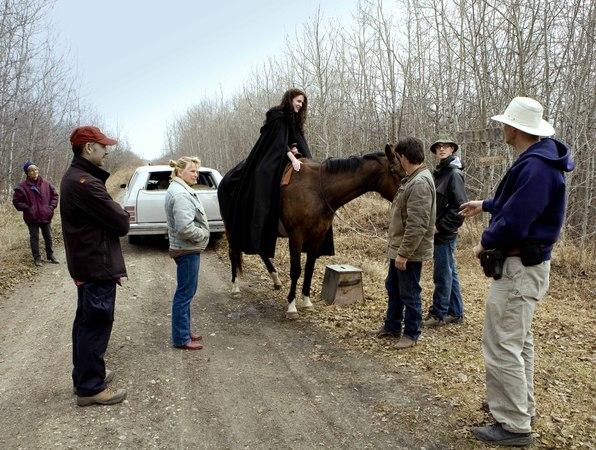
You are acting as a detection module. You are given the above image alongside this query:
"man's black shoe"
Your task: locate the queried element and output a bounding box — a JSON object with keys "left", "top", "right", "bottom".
{"left": 472, "top": 423, "right": 533, "bottom": 447}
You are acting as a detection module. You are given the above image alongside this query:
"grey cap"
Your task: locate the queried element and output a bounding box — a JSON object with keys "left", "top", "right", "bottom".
{"left": 430, "top": 133, "right": 459, "bottom": 154}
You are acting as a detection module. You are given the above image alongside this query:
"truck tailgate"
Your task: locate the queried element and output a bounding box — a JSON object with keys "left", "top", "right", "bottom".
{"left": 136, "top": 190, "right": 166, "bottom": 223}
{"left": 196, "top": 190, "right": 221, "bottom": 221}
{"left": 136, "top": 189, "right": 220, "bottom": 224}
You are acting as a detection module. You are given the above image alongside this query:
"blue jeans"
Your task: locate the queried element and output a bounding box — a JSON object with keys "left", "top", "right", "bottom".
{"left": 172, "top": 253, "right": 200, "bottom": 346}
{"left": 431, "top": 238, "right": 464, "bottom": 319}
{"left": 72, "top": 280, "right": 116, "bottom": 396}
{"left": 384, "top": 259, "right": 423, "bottom": 340}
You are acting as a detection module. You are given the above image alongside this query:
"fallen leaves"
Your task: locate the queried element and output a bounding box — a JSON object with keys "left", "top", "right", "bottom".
{"left": 216, "top": 194, "right": 596, "bottom": 449}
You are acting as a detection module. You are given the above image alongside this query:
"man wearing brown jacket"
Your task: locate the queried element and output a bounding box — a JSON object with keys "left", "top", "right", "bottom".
{"left": 376, "top": 137, "right": 436, "bottom": 349}
{"left": 61, "top": 126, "right": 130, "bottom": 406}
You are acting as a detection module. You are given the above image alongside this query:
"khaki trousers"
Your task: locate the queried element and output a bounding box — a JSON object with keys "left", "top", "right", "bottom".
{"left": 482, "top": 257, "right": 550, "bottom": 433}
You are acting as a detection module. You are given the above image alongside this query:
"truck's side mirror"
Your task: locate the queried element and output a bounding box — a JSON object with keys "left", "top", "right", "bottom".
{"left": 120, "top": 183, "right": 127, "bottom": 189}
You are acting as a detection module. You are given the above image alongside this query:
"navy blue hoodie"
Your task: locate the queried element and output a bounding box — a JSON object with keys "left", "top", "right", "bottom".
{"left": 481, "top": 138, "right": 575, "bottom": 260}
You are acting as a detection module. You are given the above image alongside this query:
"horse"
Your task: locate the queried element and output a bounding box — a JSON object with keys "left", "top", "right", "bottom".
{"left": 224, "top": 144, "right": 405, "bottom": 318}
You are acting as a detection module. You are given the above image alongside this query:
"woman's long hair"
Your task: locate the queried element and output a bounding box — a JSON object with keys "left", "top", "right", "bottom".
{"left": 278, "top": 88, "right": 308, "bottom": 134}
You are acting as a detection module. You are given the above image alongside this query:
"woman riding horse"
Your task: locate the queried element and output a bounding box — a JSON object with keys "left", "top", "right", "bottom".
{"left": 218, "top": 88, "right": 334, "bottom": 261}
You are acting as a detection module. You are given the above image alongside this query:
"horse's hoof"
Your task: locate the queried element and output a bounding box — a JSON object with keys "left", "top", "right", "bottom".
{"left": 296, "top": 302, "right": 314, "bottom": 311}
{"left": 285, "top": 311, "right": 299, "bottom": 320}
{"left": 270, "top": 272, "right": 282, "bottom": 290}
{"left": 297, "top": 297, "right": 314, "bottom": 311}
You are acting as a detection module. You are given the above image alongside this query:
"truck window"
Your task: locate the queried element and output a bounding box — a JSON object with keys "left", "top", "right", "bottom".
{"left": 194, "top": 172, "right": 217, "bottom": 190}
{"left": 145, "top": 171, "right": 171, "bottom": 191}
{"left": 127, "top": 172, "right": 140, "bottom": 191}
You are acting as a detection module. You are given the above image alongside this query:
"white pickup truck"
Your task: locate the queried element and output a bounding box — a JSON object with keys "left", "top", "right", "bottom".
{"left": 120, "top": 164, "right": 224, "bottom": 244}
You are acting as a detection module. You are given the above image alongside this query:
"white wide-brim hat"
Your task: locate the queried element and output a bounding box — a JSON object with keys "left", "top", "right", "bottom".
{"left": 491, "top": 97, "right": 555, "bottom": 137}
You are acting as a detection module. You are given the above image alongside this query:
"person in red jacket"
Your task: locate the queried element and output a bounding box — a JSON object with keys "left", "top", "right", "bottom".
{"left": 12, "top": 160, "right": 59, "bottom": 266}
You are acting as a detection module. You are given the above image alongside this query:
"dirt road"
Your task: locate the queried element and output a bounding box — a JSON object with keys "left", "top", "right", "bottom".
{"left": 0, "top": 239, "right": 450, "bottom": 449}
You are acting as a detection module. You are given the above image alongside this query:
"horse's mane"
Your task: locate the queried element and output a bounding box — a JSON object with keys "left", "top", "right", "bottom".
{"left": 323, "top": 152, "right": 385, "bottom": 174}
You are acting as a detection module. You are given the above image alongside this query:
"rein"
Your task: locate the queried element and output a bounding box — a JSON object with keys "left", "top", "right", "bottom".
{"left": 318, "top": 162, "right": 336, "bottom": 215}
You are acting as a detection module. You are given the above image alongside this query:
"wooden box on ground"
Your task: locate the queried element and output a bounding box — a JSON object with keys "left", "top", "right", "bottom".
{"left": 321, "top": 264, "right": 363, "bottom": 305}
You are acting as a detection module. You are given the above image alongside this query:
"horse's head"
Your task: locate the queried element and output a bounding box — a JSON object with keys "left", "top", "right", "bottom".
{"left": 375, "top": 143, "right": 405, "bottom": 201}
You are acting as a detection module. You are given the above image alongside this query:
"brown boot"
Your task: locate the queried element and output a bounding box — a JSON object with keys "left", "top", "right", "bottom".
{"left": 373, "top": 326, "right": 401, "bottom": 339}
{"left": 395, "top": 335, "right": 417, "bottom": 350}
{"left": 77, "top": 387, "right": 127, "bottom": 407}
{"left": 190, "top": 331, "right": 203, "bottom": 341}
{"left": 423, "top": 314, "right": 445, "bottom": 328}
{"left": 175, "top": 340, "right": 203, "bottom": 350}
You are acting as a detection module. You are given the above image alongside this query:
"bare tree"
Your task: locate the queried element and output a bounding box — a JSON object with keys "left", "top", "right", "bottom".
{"left": 164, "top": 0, "right": 595, "bottom": 256}
{"left": 0, "top": 0, "right": 111, "bottom": 199}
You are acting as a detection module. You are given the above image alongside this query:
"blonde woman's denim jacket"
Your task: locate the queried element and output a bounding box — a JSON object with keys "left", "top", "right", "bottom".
{"left": 165, "top": 177, "right": 210, "bottom": 252}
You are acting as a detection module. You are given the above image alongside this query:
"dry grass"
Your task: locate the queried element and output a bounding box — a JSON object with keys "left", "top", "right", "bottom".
{"left": 0, "top": 165, "right": 136, "bottom": 299}
{"left": 217, "top": 194, "right": 596, "bottom": 449}
{"left": 105, "top": 166, "right": 137, "bottom": 194}
{"left": 0, "top": 202, "right": 55, "bottom": 295}
{"left": 1, "top": 182, "right": 594, "bottom": 447}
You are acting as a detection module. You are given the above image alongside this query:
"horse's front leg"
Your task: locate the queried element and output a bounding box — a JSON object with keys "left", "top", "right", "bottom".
{"left": 259, "top": 254, "right": 282, "bottom": 290}
{"left": 285, "top": 238, "right": 302, "bottom": 319}
{"left": 296, "top": 252, "right": 316, "bottom": 311}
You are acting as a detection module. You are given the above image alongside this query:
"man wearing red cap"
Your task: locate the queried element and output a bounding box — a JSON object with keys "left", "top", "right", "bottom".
{"left": 60, "top": 126, "right": 130, "bottom": 406}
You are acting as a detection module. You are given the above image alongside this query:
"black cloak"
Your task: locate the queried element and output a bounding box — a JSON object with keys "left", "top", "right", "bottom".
{"left": 218, "top": 107, "right": 333, "bottom": 258}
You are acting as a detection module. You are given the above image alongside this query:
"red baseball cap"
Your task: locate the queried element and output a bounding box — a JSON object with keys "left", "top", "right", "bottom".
{"left": 70, "top": 126, "right": 118, "bottom": 146}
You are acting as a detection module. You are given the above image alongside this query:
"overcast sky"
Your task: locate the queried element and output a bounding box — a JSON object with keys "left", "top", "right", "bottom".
{"left": 50, "top": 0, "right": 357, "bottom": 160}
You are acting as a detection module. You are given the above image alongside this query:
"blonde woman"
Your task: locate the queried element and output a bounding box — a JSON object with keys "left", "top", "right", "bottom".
{"left": 164, "top": 157, "right": 210, "bottom": 350}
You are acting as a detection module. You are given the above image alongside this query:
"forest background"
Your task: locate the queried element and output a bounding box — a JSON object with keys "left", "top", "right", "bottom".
{"left": 0, "top": 0, "right": 593, "bottom": 258}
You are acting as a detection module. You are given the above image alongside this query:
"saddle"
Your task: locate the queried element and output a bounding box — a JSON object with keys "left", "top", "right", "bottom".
{"left": 277, "top": 163, "right": 297, "bottom": 236}
{"left": 280, "top": 163, "right": 294, "bottom": 187}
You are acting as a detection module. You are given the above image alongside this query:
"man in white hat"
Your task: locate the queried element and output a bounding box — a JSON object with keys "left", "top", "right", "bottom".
{"left": 460, "top": 97, "right": 574, "bottom": 446}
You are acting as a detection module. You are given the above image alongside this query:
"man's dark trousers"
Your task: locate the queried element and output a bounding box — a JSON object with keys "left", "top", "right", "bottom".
{"left": 72, "top": 280, "right": 116, "bottom": 396}
{"left": 26, "top": 223, "right": 54, "bottom": 260}
{"left": 384, "top": 259, "right": 423, "bottom": 340}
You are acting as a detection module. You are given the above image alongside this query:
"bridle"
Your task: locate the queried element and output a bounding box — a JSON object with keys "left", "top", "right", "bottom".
{"left": 318, "top": 155, "right": 403, "bottom": 215}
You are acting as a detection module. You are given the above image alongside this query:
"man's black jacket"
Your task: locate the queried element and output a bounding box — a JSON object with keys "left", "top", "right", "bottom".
{"left": 60, "top": 155, "right": 129, "bottom": 281}
{"left": 433, "top": 155, "right": 467, "bottom": 244}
